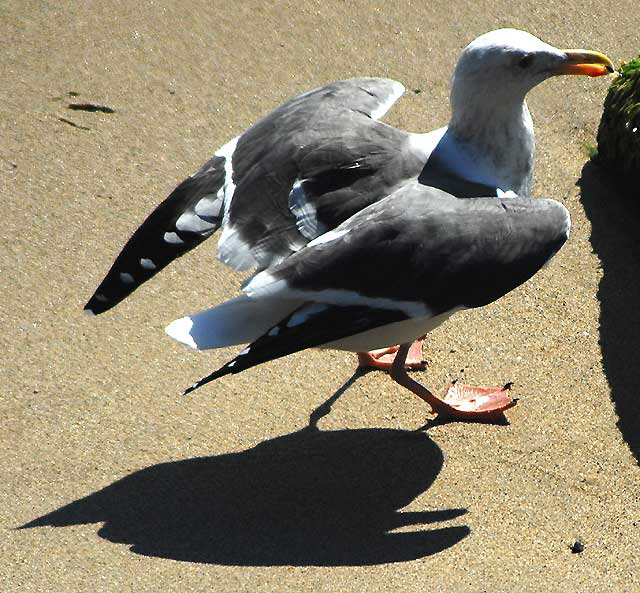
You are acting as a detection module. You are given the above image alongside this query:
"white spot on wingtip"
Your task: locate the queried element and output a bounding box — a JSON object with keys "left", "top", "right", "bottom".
{"left": 228, "top": 360, "right": 236, "bottom": 368}
{"left": 84, "top": 308, "right": 95, "bottom": 317}
{"left": 268, "top": 326, "right": 280, "bottom": 337}
{"left": 119, "top": 272, "right": 134, "bottom": 284}
{"left": 140, "top": 258, "right": 157, "bottom": 270}
{"left": 94, "top": 293, "right": 108, "bottom": 303}
{"left": 195, "top": 195, "right": 223, "bottom": 219}
{"left": 176, "top": 211, "right": 216, "bottom": 233}
{"left": 239, "top": 347, "right": 250, "bottom": 355}
{"left": 164, "top": 231, "right": 184, "bottom": 245}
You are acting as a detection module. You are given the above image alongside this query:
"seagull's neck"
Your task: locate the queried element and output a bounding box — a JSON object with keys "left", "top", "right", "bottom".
{"left": 449, "top": 86, "right": 530, "bottom": 136}
{"left": 446, "top": 93, "right": 535, "bottom": 196}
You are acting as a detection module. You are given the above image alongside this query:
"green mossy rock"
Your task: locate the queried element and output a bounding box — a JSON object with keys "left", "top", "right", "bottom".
{"left": 596, "top": 57, "right": 640, "bottom": 184}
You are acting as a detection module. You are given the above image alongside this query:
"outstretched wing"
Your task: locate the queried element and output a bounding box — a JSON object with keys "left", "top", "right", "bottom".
{"left": 85, "top": 78, "right": 414, "bottom": 315}
{"left": 210, "top": 77, "right": 416, "bottom": 270}
{"left": 85, "top": 151, "right": 229, "bottom": 314}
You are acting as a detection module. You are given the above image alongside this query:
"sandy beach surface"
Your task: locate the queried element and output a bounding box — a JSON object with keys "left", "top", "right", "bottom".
{"left": 2, "top": 1, "right": 640, "bottom": 591}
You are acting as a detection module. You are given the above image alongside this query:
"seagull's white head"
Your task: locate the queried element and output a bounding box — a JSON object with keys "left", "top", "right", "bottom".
{"left": 450, "top": 28, "right": 614, "bottom": 125}
{"left": 441, "top": 29, "right": 613, "bottom": 197}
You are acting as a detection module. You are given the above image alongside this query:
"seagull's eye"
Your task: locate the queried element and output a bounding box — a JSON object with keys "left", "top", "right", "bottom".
{"left": 518, "top": 54, "right": 534, "bottom": 69}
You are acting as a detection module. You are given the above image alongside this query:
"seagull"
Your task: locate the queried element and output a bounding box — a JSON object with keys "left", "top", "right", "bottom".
{"left": 167, "top": 184, "right": 571, "bottom": 422}
{"left": 84, "top": 28, "right": 612, "bottom": 371}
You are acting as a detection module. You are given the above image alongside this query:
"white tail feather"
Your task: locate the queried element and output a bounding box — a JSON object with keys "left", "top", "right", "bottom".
{"left": 165, "top": 295, "right": 302, "bottom": 350}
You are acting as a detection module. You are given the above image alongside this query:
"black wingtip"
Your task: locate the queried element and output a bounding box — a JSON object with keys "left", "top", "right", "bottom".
{"left": 181, "top": 382, "right": 202, "bottom": 397}
{"left": 84, "top": 293, "right": 114, "bottom": 316}
{"left": 181, "top": 361, "right": 237, "bottom": 396}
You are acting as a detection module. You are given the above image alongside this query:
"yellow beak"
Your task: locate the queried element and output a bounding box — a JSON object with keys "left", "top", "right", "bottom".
{"left": 554, "top": 49, "right": 615, "bottom": 77}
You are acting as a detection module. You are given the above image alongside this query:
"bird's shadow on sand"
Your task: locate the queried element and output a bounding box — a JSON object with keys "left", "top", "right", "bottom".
{"left": 579, "top": 161, "right": 640, "bottom": 463}
{"left": 20, "top": 373, "right": 469, "bottom": 566}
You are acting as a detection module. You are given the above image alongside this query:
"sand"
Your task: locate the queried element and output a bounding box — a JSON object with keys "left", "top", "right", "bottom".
{"left": 2, "top": 1, "right": 639, "bottom": 591}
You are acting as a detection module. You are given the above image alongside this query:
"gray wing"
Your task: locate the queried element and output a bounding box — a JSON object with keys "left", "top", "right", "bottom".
{"left": 218, "top": 78, "right": 419, "bottom": 270}
{"left": 85, "top": 78, "right": 414, "bottom": 315}
{"left": 190, "top": 185, "right": 570, "bottom": 388}
{"left": 248, "top": 184, "right": 571, "bottom": 316}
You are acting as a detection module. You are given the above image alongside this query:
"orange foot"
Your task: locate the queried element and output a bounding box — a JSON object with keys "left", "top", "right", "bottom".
{"left": 389, "top": 343, "right": 516, "bottom": 424}
{"left": 436, "top": 382, "right": 516, "bottom": 423}
{"left": 357, "top": 340, "right": 424, "bottom": 370}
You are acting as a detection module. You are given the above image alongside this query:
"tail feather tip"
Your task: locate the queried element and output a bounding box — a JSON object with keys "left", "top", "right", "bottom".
{"left": 165, "top": 317, "right": 197, "bottom": 349}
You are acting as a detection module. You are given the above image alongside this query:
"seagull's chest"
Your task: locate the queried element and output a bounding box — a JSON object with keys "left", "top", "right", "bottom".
{"left": 475, "top": 117, "right": 535, "bottom": 195}
{"left": 429, "top": 107, "right": 536, "bottom": 197}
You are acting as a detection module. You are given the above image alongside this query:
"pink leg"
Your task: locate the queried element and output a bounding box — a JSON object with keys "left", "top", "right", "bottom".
{"left": 390, "top": 343, "right": 516, "bottom": 423}
{"left": 357, "top": 339, "right": 424, "bottom": 370}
